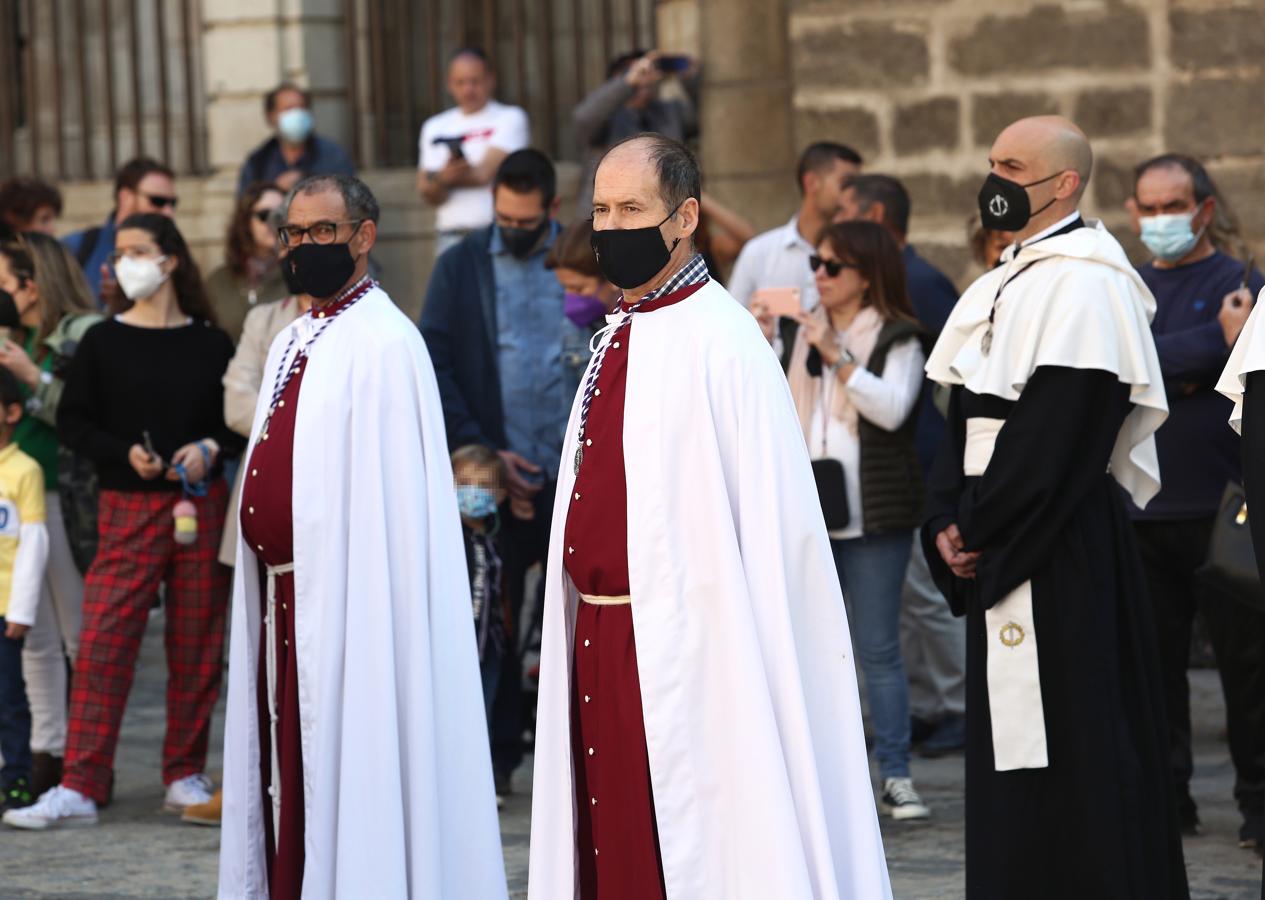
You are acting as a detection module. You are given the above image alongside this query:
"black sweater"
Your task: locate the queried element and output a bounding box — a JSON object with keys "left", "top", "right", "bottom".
{"left": 57, "top": 318, "right": 243, "bottom": 492}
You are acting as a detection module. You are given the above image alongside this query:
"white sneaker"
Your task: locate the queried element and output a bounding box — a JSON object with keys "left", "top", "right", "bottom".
{"left": 3, "top": 786, "right": 98, "bottom": 830}
{"left": 164, "top": 774, "right": 214, "bottom": 812}
{"left": 880, "top": 777, "right": 931, "bottom": 820}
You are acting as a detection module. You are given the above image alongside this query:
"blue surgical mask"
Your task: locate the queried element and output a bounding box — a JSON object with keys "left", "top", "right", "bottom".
{"left": 456, "top": 484, "right": 499, "bottom": 519}
{"left": 1140, "top": 211, "right": 1204, "bottom": 263}
{"left": 277, "top": 107, "right": 314, "bottom": 144}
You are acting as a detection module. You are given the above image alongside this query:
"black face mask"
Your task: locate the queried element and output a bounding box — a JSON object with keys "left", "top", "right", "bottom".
{"left": 285, "top": 233, "right": 360, "bottom": 299}
{"left": 499, "top": 221, "right": 548, "bottom": 259}
{"left": 977, "top": 171, "right": 1062, "bottom": 232}
{"left": 279, "top": 253, "right": 304, "bottom": 295}
{"left": 590, "top": 204, "right": 682, "bottom": 290}
{"left": 0, "top": 290, "right": 19, "bottom": 330}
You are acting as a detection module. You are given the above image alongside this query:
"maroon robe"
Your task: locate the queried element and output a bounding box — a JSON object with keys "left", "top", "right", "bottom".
{"left": 238, "top": 287, "right": 361, "bottom": 899}
{"left": 562, "top": 281, "right": 706, "bottom": 900}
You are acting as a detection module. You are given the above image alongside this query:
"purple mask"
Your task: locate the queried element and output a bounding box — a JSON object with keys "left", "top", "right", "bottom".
{"left": 565, "top": 291, "right": 607, "bottom": 329}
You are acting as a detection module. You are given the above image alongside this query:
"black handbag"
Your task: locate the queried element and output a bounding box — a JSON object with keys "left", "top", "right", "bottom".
{"left": 1197, "top": 482, "right": 1265, "bottom": 613}
{"left": 812, "top": 458, "right": 851, "bottom": 531}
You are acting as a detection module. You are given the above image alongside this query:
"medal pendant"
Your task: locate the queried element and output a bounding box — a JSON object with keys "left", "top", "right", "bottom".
{"left": 574, "top": 445, "right": 584, "bottom": 476}
{"left": 981, "top": 328, "right": 993, "bottom": 357}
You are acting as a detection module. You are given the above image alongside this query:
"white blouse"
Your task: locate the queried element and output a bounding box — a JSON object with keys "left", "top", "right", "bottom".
{"left": 807, "top": 337, "right": 926, "bottom": 540}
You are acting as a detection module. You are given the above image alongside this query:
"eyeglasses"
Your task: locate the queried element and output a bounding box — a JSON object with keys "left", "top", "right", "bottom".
{"left": 144, "top": 193, "right": 178, "bottom": 210}
{"left": 253, "top": 210, "right": 276, "bottom": 224}
{"left": 108, "top": 247, "right": 162, "bottom": 265}
{"left": 277, "top": 219, "right": 363, "bottom": 247}
{"left": 809, "top": 255, "right": 855, "bottom": 278}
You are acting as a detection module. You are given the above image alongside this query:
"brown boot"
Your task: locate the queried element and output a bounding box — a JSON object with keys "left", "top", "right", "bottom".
{"left": 181, "top": 788, "right": 222, "bottom": 826}
{"left": 29, "top": 753, "right": 63, "bottom": 799}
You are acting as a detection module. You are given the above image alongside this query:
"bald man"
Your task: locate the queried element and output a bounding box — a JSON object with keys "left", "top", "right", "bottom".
{"left": 921, "top": 116, "right": 1189, "bottom": 899}
{"left": 529, "top": 134, "right": 891, "bottom": 899}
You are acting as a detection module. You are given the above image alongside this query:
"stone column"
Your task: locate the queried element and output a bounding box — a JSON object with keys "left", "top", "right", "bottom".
{"left": 657, "top": 0, "right": 796, "bottom": 232}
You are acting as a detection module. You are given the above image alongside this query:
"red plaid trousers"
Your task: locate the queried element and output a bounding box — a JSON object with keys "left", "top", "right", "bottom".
{"left": 62, "top": 482, "right": 230, "bottom": 803}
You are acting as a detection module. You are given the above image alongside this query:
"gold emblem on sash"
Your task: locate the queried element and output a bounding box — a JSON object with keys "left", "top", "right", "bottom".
{"left": 999, "top": 621, "right": 1025, "bottom": 648}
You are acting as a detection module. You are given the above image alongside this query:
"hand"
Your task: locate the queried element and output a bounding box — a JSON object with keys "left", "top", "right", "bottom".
{"left": 936, "top": 524, "right": 981, "bottom": 580}
{"left": 1219, "top": 287, "right": 1254, "bottom": 346}
{"left": 437, "top": 157, "right": 472, "bottom": 187}
{"left": 793, "top": 312, "right": 837, "bottom": 362}
{"left": 749, "top": 300, "right": 776, "bottom": 343}
{"left": 509, "top": 496, "right": 536, "bottom": 521}
{"left": 128, "top": 443, "right": 165, "bottom": 481}
{"left": 165, "top": 441, "right": 213, "bottom": 484}
{"left": 5, "top": 621, "right": 28, "bottom": 640}
{"left": 497, "top": 450, "right": 544, "bottom": 504}
{"left": 0, "top": 339, "right": 40, "bottom": 389}
{"left": 99, "top": 265, "right": 126, "bottom": 315}
{"left": 624, "top": 53, "right": 665, "bottom": 89}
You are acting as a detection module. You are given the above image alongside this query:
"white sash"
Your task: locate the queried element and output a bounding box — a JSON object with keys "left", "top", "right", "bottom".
{"left": 263, "top": 561, "right": 295, "bottom": 845}
{"left": 964, "top": 418, "right": 1049, "bottom": 771}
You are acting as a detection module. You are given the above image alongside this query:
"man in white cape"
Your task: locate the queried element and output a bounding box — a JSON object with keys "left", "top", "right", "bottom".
{"left": 921, "top": 117, "right": 1188, "bottom": 899}
{"left": 1216, "top": 290, "right": 1265, "bottom": 900}
{"left": 217, "top": 174, "right": 506, "bottom": 899}
{"left": 527, "top": 134, "right": 890, "bottom": 900}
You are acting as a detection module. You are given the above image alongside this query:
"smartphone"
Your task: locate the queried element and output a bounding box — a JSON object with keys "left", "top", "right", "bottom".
{"left": 751, "top": 287, "right": 802, "bottom": 318}
{"left": 655, "top": 55, "right": 691, "bottom": 73}
{"left": 431, "top": 135, "right": 466, "bottom": 161}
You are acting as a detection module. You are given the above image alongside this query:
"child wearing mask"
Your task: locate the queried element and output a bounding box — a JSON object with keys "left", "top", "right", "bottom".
{"left": 453, "top": 445, "right": 510, "bottom": 733}
{"left": 0, "top": 367, "right": 51, "bottom": 813}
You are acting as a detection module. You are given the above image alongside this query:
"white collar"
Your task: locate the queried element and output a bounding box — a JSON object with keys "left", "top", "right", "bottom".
{"left": 783, "top": 215, "right": 815, "bottom": 251}
{"left": 1020, "top": 211, "right": 1083, "bottom": 248}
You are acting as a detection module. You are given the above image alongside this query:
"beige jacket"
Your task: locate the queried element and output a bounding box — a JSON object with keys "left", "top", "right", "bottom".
{"left": 219, "top": 297, "right": 304, "bottom": 565}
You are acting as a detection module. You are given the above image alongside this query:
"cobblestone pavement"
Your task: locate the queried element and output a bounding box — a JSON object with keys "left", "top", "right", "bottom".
{"left": 0, "top": 614, "right": 1260, "bottom": 898}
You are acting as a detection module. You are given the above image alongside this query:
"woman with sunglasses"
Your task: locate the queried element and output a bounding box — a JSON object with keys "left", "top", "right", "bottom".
{"left": 204, "top": 182, "right": 288, "bottom": 343}
{"left": 767, "top": 220, "right": 932, "bottom": 821}
{"left": 0, "top": 234, "right": 101, "bottom": 804}
{"left": 4, "top": 214, "right": 243, "bottom": 831}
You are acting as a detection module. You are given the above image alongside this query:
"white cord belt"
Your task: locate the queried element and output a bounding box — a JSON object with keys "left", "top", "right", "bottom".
{"left": 264, "top": 561, "right": 295, "bottom": 845}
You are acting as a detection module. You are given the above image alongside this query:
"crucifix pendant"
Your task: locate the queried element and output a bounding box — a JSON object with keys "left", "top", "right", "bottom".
{"left": 573, "top": 445, "right": 584, "bottom": 476}
{"left": 981, "top": 327, "right": 993, "bottom": 357}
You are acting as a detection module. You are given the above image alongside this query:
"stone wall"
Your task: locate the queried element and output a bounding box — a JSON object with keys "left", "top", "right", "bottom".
{"left": 703, "top": 0, "right": 1265, "bottom": 288}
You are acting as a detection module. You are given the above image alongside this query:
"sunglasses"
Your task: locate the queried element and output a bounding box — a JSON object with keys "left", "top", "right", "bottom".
{"left": 144, "top": 193, "right": 178, "bottom": 210}
{"left": 809, "top": 255, "right": 855, "bottom": 277}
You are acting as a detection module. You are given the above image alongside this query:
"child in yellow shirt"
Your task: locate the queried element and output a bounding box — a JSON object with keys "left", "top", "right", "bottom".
{"left": 0, "top": 368, "right": 50, "bottom": 812}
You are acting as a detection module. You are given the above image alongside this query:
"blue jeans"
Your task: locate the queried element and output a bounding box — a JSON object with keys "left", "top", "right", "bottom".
{"left": 0, "top": 616, "right": 31, "bottom": 786}
{"left": 831, "top": 532, "right": 914, "bottom": 780}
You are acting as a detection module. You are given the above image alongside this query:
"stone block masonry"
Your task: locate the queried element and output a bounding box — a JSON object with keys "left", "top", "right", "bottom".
{"left": 769, "top": 0, "right": 1265, "bottom": 288}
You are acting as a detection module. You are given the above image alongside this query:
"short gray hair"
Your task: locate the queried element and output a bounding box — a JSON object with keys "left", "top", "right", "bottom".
{"left": 289, "top": 173, "right": 380, "bottom": 224}
{"left": 605, "top": 133, "right": 701, "bottom": 215}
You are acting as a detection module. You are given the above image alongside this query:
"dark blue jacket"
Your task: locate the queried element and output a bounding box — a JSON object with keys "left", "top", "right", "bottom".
{"left": 419, "top": 227, "right": 506, "bottom": 450}
{"left": 904, "top": 245, "right": 960, "bottom": 477}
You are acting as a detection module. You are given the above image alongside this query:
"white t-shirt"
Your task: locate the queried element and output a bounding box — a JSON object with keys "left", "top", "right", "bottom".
{"left": 419, "top": 101, "right": 530, "bottom": 232}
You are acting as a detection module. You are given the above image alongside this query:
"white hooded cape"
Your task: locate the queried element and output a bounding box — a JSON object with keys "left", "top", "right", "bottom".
{"left": 1215, "top": 287, "right": 1265, "bottom": 433}
{"left": 217, "top": 287, "right": 506, "bottom": 900}
{"left": 528, "top": 279, "right": 891, "bottom": 900}
{"left": 925, "top": 219, "right": 1168, "bottom": 508}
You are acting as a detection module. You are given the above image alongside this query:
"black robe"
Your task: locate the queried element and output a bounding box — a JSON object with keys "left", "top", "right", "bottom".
{"left": 921, "top": 365, "right": 1190, "bottom": 900}
{"left": 1239, "top": 371, "right": 1265, "bottom": 900}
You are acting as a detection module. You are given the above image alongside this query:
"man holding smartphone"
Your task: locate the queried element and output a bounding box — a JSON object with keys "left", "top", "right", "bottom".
{"left": 419, "top": 47, "right": 530, "bottom": 258}
{"left": 572, "top": 49, "right": 701, "bottom": 216}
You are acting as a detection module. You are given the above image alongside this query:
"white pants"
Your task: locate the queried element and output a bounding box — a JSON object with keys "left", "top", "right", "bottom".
{"left": 900, "top": 532, "right": 966, "bottom": 720}
{"left": 21, "top": 492, "right": 84, "bottom": 755}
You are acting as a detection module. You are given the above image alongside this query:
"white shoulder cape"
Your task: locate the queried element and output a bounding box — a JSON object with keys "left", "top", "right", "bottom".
{"left": 1215, "top": 287, "right": 1265, "bottom": 433}
{"left": 528, "top": 279, "right": 892, "bottom": 900}
{"left": 925, "top": 220, "right": 1168, "bottom": 508}
{"left": 217, "top": 288, "right": 507, "bottom": 900}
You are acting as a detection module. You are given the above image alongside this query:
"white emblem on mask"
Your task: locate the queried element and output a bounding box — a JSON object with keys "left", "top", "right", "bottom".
{"left": 989, "top": 194, "right": 1009, "bottom": 218}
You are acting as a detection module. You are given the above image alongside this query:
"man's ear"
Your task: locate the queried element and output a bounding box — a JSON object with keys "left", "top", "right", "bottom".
{"left": 549, "top": 194, "right": 562, "bottom": 219}
{"left": 677, "top": 197, "right": 700, "bottom": 239}
{"left": 356, "top": 219, "right": 378, "bottom": 256}
{"left": 4, "top": 403, "right": 22, "bottom": 427}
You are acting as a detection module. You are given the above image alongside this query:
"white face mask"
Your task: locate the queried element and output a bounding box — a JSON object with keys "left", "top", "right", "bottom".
{"left": 114, "top": 255, "right": 170, "bottom": 301}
